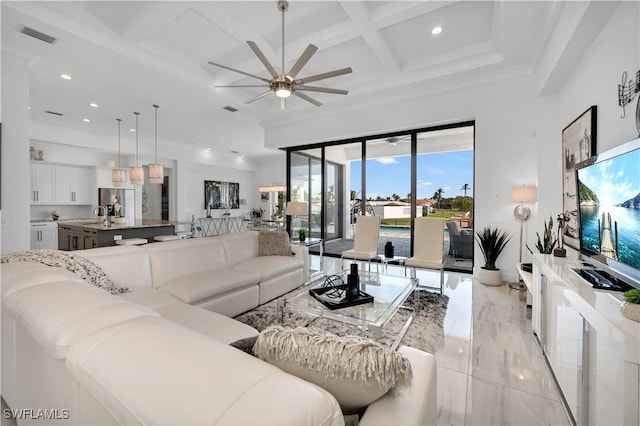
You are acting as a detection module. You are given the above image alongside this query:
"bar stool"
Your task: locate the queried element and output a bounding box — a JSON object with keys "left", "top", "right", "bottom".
{"left": 154, "top": 235, "right": 182, "bottom": 242}
{"left": 115, "top": 238, "right": 148, "bottom": 246}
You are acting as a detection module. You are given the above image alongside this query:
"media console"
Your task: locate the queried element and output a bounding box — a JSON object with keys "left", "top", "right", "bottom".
{"left": 530, "top": 253, "right": 639, "bottom": 426}
{"left": 569, "top": 267, "right": 635, "bottom": 292}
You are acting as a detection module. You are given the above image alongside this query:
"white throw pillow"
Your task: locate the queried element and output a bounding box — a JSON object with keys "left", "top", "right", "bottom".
{"left": 253, "top": 326, "right": 412, "bottom": 414}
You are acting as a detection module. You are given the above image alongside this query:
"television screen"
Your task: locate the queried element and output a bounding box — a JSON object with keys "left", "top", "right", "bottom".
{"left": 576, "top": 138, "right": 640, "bottom": 285}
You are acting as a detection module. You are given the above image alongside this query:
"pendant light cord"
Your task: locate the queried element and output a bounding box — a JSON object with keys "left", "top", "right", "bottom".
{"left": 116, "top": 118, "right": 122, "bottom": 168}
{"left": 153, "top": 105, "right": 159, "bottom": 162}
{"left": 134, "top": 112, "right": 140, "bottom": 166}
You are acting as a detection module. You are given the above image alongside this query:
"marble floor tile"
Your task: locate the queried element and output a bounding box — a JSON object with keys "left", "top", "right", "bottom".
{"left": 437, "top": 366, "right": 469, "bottom": 425}
{"left": 435, "top": 336, "right": 472, "bottom": 374}
{"left": 314, "top": 255, "right": 571, "bottom": 425}
{"left": 465, "top": 376, "right": 571, "bottom": 426}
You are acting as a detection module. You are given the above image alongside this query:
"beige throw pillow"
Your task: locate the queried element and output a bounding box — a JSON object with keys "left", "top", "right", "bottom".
{"left": 257, "top": 230, "right": 292, "bottom": 257}
{"left": 253, "top": 325, "right": 412, "bottom": 414}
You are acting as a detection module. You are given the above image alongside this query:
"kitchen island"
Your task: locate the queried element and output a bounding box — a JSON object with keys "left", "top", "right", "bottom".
{"left": 58, "top": 219, "right": 188, "bottom": 250}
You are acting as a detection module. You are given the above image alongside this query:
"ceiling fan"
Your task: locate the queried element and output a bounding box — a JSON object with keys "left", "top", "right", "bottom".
{"left": 208, "top": 0, "right": 352, "bottom": 109}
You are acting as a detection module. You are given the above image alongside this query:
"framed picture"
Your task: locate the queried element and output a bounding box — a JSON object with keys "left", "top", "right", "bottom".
{"left": 562, "top": 105, "right": 597, "bottom": 250}
{"left": 204, "top": 180, "right": 240, "bottom": 209}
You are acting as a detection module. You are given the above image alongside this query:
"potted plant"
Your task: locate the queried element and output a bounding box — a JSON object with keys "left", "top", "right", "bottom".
{"left": 621, "top": 289, "right": 640, "bottom": 322}
{"left": 298, "top": 228, "right": 307, "bottom": 242}
{"left": 527, "top": 215, "right": 557, "bottom": 255}
{"left": 475, "top": 226, "right": 511, "bottom": 286}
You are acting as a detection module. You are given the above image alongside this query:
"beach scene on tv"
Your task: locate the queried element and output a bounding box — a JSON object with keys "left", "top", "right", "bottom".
{"left": 577, "top": 148, "right": 640, "bottom": 270}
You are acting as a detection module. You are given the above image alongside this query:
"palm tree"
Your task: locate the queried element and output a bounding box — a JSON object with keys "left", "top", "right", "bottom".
{"left": 391, "top": 193, "right": 401, "bottom": 201}
{"left": 433, "top": 188, "right": 444, "bottom": 208}
{"left": 460, "top": 183, "right": 471, "bottom": 196}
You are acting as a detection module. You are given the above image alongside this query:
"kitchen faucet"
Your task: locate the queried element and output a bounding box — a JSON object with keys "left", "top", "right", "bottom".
{"left": 93, "top": 206, "right": 110, "bottom": 227}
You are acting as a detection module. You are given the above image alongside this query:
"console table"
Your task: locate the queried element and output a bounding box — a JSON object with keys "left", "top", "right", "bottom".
{"left": 198, "top": 217, "right": 246, "bottom": 237}
{"left": 531, "top": 254, "right": 639, "bottom": 426}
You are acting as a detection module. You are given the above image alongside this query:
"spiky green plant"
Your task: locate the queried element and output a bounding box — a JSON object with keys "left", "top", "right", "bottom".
{"left": 475, "top": 227, "right": 511, "bottom": 270}
{"left": 623, "top": 289, "right": 640, "bottom": 304}
{"left": 527, "top": 215, "right": 557, "bottom": 254}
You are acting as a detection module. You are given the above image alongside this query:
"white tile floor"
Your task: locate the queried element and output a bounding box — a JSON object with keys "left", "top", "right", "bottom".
{"left": 320, "top": 256, "right": 572, "bottom": 426}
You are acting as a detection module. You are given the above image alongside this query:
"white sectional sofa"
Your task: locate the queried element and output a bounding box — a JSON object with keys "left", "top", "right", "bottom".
{"left": 1, "top": 231, "right": 437, "bottom": 425}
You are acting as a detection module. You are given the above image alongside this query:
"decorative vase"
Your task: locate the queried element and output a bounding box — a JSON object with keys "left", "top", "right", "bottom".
{"left": 384, "top": 241, "right": 395, "bottom": 258}
{"left": 346, "top": 263, "right": 360, "bottom": 300}
{"left": 478, "top": 268, "right": 503, "bottom": 286}
{"left": 52, "top": 215, "right": 59, "bottom": 221}
{"left": 299, "top": 234, "right": 306, "bottom": 242}
{"left": 620, "top": 302, "right": 640, "bottom": 322}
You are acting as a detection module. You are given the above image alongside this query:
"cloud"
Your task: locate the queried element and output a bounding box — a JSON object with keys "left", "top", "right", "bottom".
{"left": 376, "top": 158, "right": 399, "bottom": 165}
{"left": 418, "top": 180, "right": 433, "bottom": 186}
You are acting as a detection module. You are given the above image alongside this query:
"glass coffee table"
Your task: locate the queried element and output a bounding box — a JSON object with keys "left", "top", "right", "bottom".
{"left": 276, "top": 269, "right": 418, "bottom": 350}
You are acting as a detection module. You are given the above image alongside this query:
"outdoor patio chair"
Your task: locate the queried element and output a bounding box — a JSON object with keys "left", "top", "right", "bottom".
{"left": 405, "top": 217, "right": 445, "bottom": 294}
{"left": 447, "top": 220, "right": 473, "bottom": 259}
{"left": 341, "top": 215, "right": 381, "bottom": 272}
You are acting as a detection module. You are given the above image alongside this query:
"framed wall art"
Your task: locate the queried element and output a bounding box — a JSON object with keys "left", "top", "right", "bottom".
{"left": 204, "top": 180, "right": 240, "bottom": 210}
{"left": 562, "top": 105, "right": 597, "bottom": 250}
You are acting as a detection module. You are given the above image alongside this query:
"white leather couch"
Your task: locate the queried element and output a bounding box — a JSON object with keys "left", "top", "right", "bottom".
{"left": 1, "top": 231, "right": 437, "bottom": 425}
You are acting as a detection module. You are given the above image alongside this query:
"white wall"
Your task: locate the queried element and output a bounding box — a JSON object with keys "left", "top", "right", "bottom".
{"left": 535, "top": 1, "right": 640, "bottom": 257}
{"left": 1, "top": 52, "right": 31, "bottom": 254}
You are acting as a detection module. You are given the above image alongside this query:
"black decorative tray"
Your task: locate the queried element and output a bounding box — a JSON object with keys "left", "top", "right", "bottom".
{"left": 309, "top": 284, "right": 374, "bottom": 310}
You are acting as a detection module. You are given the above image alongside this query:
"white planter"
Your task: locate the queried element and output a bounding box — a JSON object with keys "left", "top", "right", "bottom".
{"left": 478, "top": 268, "right": 503, "bottom": 286}
{"left": 620, "top": 301, "right": 640, "bottom": 322}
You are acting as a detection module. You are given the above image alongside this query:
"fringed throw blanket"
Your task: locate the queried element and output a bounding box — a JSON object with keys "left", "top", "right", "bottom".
{"left": 1, "top": 249, "right": 129, "bottom": 295}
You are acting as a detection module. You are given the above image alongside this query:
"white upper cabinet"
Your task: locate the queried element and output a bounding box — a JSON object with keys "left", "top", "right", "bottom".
{"left": 55, "top": 166, "right": 94, "bottom": 204}
{"left": 31, "top": 163, "right": 95, "bottom": 205}
{"left": 30, "top": 164, "right": 55, "bottom": 203}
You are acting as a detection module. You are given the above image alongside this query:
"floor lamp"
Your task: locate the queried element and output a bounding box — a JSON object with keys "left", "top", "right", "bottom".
{"left": 285, "top": 201, "right": 308, "bottom": 240}
{"left": 511, "top": 185, "right": 538, "bottom": 263}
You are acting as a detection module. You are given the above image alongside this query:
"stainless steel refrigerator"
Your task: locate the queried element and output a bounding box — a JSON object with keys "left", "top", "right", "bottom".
{"left": 98, "top": 188, "right": 135, "bottom": 225}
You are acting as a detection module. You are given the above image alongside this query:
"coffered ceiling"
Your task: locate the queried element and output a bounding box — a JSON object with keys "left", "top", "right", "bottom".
{"left": 1, "top": 1, "right": 608, "bottom": 159}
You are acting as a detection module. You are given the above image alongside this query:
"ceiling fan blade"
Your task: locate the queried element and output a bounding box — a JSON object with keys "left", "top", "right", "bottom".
{"left": 287, "top": 44, "right": 318, "bottom": 78}
{"left": 245, "top": 90, "right": 274, "bottom": 104}
{"left": 208, "top": 61, "right": 271, "bottom": 83}
{"left": 296, "top": 85, "right": 349, "bottom": 95}
{"left": 215, "top": 84, "right": 270, "bottom": 88}
{"left": 294, "top": 67, "right": 353, "bottom": 85}
{"left": 293, "top": 91, "right": 322, "bottom": 107}
{"left": 246, "top": 41, "right": 279, "bottom": 79}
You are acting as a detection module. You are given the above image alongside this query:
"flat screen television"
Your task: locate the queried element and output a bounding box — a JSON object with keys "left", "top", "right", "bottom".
{"left": 575, "top": 137, "right": 640, "bottom": 289}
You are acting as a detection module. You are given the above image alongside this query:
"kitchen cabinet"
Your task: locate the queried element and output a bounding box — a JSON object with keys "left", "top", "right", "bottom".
{"left": 30, "top": 164, "right": 55, "bottom": 203}
{"left": 58, "top": 225, "right": 97, "bottom": 251}
{"left": 30, "top": 222, "right": 58, "bottom": 249}
{"left": 55, "top": 166, "right": 94, "bottom": 204}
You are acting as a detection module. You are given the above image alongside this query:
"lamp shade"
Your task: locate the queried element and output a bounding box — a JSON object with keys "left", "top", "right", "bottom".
{"left": 285, "top": 201, "right": 308, "bottom": 216}
{"left": 148, "top": 163, "right": 164, "bottom": 184}
{"left": 129, "top": 166, "right": 144, "bottom": 185}
{"left": 259, "top": 185, "right": 286, "bottom": 193}
{"left": 112, "top": 168, "right": 127, "bottom": 187}
{"left": 511, "top": 186, "right": 537, "bottom": 203}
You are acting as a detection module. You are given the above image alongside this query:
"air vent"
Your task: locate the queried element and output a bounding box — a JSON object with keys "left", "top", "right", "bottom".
{"left": 44, "top": 110, "right": 64, "bottom": 116}
{"left": 223, "top": 106, "right": 238, "bottom": 112}
{"left": 20, "top": 26, "right": 57, "bottom": 44}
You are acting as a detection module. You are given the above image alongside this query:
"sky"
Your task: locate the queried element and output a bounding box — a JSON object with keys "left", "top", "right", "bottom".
{"left": 350, "top": 150, "right": 474, "bottom": 200}
{"left": 577, "top": 149, "right": 640, "bottom": 206}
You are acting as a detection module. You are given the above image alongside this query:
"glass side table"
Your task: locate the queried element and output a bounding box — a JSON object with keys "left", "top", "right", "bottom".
{"left": 377, "top": 254, "right": 408, "bottom": 274}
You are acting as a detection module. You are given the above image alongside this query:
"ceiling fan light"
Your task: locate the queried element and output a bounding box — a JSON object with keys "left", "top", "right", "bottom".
{"left": 275, "top": 86, "right": 291, "bottom": 98}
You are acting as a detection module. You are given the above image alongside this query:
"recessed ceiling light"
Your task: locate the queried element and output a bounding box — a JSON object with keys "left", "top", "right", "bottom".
{"left": 60, "top": 74, "right": 72, "bottom": 80}
{"left": 89, "top": 103, "right": 98, "bottom": 108}
{"left": 82, "top": 118, "right": 90, "bottom": 123}
{"left": 130, "top": 128, "right": 136, "bottom": 132}
{"left": 431, "top": 26, "right": 442, "bottom": 35}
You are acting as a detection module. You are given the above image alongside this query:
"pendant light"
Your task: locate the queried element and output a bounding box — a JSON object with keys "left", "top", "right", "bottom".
{"left": 111, "top": 118, "right": 127, "bottom": 187}
{"left": 129, "top": 112, "right": 144, "bottom": 185}
{"left": 148, "top": 104, "right": 164, "bottom": 184}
